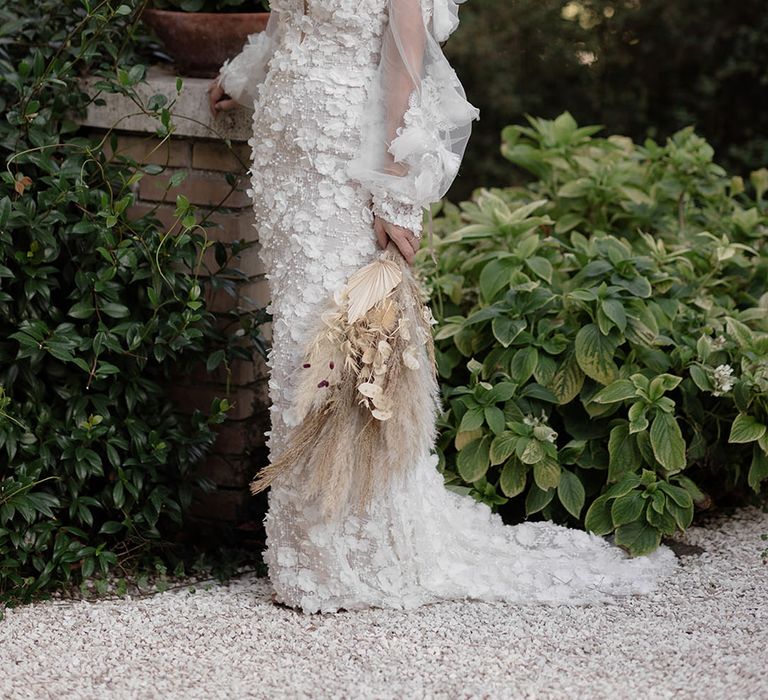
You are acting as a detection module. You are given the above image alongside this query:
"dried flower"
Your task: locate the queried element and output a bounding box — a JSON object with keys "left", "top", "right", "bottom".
{"left": 357, "top": 381, "right": 382, "bottom": 399}
{"left": 423, "top": 305, "right": 438, "bottom": 326}
{"left": 403, "top": 345, "right": 420, "bottom": 370}
{"left": 249, "top": 244, "right": 442, "bottom": 520}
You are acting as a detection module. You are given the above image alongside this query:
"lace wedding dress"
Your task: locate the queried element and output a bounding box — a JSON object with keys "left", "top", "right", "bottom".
{"left": 218, "top": 0, "right": 677, "bottom": 613}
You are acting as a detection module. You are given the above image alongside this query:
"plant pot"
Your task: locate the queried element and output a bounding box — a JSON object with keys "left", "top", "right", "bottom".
{"left": 143, "top": 8, "right": 270, "bottom": 78}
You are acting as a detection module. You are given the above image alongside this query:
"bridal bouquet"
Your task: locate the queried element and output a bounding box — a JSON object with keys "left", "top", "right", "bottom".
{"left": 249, "top": 241, "right": 443, "bottom": 519}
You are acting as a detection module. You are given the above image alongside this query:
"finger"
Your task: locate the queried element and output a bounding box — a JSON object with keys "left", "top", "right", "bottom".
{"left": 391, "top": 232, "right": 416, "bottom": 265}
{"left": 381, "top": 223, "right": 413, "bottom": 263}
{"left": 378, "top": 219, "right": 395, "bottom": 251}
{"left": 373, "top": 218, "right": 388, "bottom": 249}
{"left": 401, "top": 240, "right": 415, "bottom": 266}
{"left": 208, "top": 84, "right": 224, "bottom": 117}
{"left": 214, "top": 98, "right": 239, "bottom": 112}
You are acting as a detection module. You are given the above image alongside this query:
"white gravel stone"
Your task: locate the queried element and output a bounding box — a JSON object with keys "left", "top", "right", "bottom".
{"left": 1, "top": 507, "right": 767, "bottom": 700}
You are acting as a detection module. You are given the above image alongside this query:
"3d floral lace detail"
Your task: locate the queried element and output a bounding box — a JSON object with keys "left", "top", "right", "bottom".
{"left": 224, "top": 0, "right": 678, "bottom": 614}
{"left": 371, "top": 193, "right": 424, "bottom": 235}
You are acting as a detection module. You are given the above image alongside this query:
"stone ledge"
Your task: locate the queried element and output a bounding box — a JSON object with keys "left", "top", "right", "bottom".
{"left": 79, "top": 64, "right": 253, "bottom": 141}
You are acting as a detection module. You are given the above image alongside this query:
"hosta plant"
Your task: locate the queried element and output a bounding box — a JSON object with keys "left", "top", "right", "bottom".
{"left": 426, "top": 113, "right": 768, "bottom": 555}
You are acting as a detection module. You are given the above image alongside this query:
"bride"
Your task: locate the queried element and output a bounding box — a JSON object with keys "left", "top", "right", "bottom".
{"left": 207, "top": 0, "right": 677, "bottom": 613}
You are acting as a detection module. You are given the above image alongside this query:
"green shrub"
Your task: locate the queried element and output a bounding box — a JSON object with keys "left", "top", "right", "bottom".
{"left": 445, "top": 0, "right": 768, "bottom": 201}
{"left": 151, "top": 0, "right": 270, "bottom": 11}
{"left": 428, "top": 113, "right": 768, "bottom": 555}
{"left": 0, "top": 1, "right": 265, "bottom": 605}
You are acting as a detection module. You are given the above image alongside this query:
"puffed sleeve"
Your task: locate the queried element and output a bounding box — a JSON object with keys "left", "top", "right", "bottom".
{"left": 348, "top": 0, "right": 480, "bottom": 236}
{"left": 216, "top": 13, "right": 283, "bottom": 109}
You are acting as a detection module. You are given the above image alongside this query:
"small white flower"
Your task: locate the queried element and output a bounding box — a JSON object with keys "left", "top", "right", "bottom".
{"left": 523, "top": 410, "right": 557, "bottom": 442}
{"left": 712, "top": 364, "right": 736, "bottom": 396}
{"left": 711, "top": 335, "right": 727, "bottom": 350}
{"left": 523, "top": 409, "right": 548, "bottom": 427}
{"left": 533, "top": 425, "right": 558, "bottom": 443}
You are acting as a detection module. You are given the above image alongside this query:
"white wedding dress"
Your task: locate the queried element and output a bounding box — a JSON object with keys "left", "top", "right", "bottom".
{"left": 218, "top": 0, "right": 677, "bottom": 613}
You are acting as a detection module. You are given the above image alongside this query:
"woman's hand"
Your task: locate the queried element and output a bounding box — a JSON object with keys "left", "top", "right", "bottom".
{"left": 373, "top": 215, "right": 420, "bottom": 266}
{"left": 207, "top": 78, "right": 239, "bottom": 118}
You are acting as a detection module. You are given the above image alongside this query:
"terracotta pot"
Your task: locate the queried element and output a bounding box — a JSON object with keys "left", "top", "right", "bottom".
{"left": 143, "top": 8, "right": 270, "bottom": 78}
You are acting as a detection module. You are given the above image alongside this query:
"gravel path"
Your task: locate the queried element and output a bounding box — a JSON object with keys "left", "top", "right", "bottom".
{"left": 2, "top": 507, "right": 767, "bottom": 700}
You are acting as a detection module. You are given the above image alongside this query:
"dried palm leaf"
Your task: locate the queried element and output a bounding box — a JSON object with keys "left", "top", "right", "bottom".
{"left": 344, "top": 257, "right": 402, "bottom": 324}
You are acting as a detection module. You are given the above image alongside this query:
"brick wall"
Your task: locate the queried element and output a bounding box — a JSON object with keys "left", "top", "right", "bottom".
{"left": 79, "top": 68, "right": 273, "bottom": 533}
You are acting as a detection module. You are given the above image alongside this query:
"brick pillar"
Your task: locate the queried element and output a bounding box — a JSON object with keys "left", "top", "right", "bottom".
{"left": 78, "top": 66, "right": 273, "bottom": 532}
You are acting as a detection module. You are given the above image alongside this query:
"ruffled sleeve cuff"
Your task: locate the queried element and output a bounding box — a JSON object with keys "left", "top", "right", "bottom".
{"left": 217, "top": 30, "right": 275, "bottom": 108}
{"left": 372, "top": 191, "right": 425, "bottom": 236}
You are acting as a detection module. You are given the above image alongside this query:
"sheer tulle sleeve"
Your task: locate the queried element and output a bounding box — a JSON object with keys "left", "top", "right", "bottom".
{"left": 217, "top": 13, "right": 282, "bottom": 109}
{"left": 348, "top": 0, "right": 480, "bottom": 236}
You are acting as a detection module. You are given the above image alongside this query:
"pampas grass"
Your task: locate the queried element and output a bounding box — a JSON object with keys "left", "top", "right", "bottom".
{"left": 249, "top": 241, "right": 442, "bottom": 520}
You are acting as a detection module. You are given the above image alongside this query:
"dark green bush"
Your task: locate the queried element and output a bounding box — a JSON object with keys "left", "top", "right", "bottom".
{"left": 0, "top": 1, "right": 265, "bottom": 605}
{"left": 428, "top": 113, "right": 768, "bottom": 555}
{"left": 446, "top": 0, "right": 768, "bottom": 201}
{"left": 151, "top": 0, "right": 270, "bottom": 11}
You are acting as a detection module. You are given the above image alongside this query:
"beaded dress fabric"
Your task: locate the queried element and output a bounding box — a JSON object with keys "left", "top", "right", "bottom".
{"left": 218, "top": 0, "right": 677, "bottom": 613}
